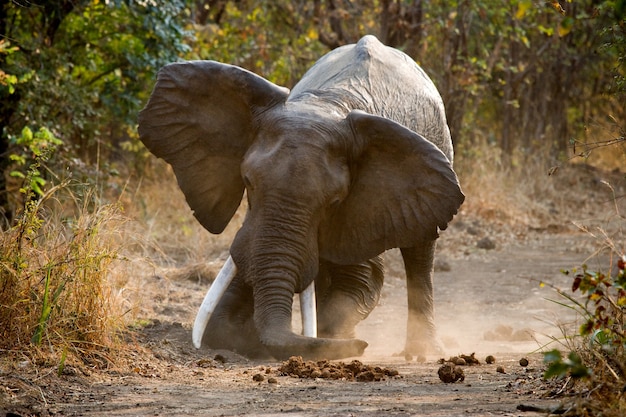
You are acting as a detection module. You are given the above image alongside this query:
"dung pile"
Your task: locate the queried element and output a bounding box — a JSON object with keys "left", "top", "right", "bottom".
{"left": 278, "top": 356, "right": 399, "bottom": 382}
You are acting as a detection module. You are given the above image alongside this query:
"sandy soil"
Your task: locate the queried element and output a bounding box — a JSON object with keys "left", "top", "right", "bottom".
{"left": 3, "top": 164, "right": 624, "bottom": 416}
{"left": 2, "top": 222, "right": 604, "bottom": 417}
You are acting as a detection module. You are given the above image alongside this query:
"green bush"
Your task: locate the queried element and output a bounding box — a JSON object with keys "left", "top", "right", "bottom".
{"left": 544, "top": 244, "right": 626, "bottom": 415}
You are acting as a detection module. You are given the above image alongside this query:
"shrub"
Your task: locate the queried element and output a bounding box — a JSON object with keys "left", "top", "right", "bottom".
{"left": 0, "top": 144, "right": 126, "bottom": 370}
{"left": 544, "top": 222, "right": 626, "bottom": 416}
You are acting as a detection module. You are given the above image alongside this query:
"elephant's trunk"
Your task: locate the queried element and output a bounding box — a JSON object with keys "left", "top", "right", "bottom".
{"left": 253, "top": 276, "right": 367, "bottom": 359}
{"left": 250, "top": 249, "right": 367, "bottom": 360}
{"left": 233, "top": 202, "right": 367, "bottom": 360}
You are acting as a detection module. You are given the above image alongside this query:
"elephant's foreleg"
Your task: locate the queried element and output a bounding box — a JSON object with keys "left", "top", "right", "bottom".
{"left": 400, "top": 242, "right": 443, "bottom": 357}
{"left": 317, "top": 256, "right": 384, "bottom": 339}
{"left": 202, "top": 278, "right": 272, "bottom": 358}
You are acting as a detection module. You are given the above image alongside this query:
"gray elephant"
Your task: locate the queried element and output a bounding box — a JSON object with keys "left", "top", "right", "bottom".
{"left": 138, "top": 35, "right": 464, "bottom": 360}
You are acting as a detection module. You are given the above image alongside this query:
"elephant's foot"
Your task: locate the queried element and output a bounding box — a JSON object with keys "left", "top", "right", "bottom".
{"left": 317, "top": 289, "right": 381, "bottom": 340}
{"left": 400, "top": 337, "right": 444, "bottom": 360}
{"left": 401, "top": 317, "right": 444, "bottom": 359}
{"left": 203, "top": 336, "right": 273, "bottom": 359}
{"left": 205, "top": 317, "right": 368, "bottom": 360}
{"left": 317, "top": 312, "right": 358, "bottom": 340}
{"left": 317, "top": 314, "right": 360, "bottom": 339}
{"left": 203, "top": 323, "right": 367, "bottom": 360}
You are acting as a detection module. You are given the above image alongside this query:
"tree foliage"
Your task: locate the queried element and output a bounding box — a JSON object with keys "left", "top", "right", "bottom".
{"left": 186, "top": 0, "right": 624, "bottom": 160}
{"left": 0, "top": 0, "right": 189, "bottom": 222}
{"left": 1, "top": 0, "right": 624, "bottom": 223}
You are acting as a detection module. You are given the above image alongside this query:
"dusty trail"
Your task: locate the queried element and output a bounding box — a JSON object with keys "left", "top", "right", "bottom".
{"left": 1, "top": 223, "right": 596, "bottom": 417}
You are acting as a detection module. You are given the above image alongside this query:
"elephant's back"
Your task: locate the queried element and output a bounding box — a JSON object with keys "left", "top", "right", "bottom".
{"left": 289, "top": 35, "right": 453, "bottom": 161}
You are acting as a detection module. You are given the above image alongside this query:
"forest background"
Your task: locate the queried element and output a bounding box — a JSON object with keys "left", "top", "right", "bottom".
{"left": 1, "top": 0, "right": 625, "bottom": 376}
{"left": 2, "top": 0, "right": 625, "bottom": 221}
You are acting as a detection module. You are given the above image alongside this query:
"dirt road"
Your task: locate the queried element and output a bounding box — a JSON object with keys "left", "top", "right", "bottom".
{"left": 2, "top": 218, "right": 598, "bottom": 416}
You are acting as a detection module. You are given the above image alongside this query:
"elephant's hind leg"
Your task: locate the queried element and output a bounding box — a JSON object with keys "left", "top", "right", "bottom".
{"left": 316, "top": 256, "right": 384, "bottom": 339}
{"left": 401, "top": 242, "right": 444, "bottom": 357}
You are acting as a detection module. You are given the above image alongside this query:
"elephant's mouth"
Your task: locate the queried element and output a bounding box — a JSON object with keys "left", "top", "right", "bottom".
{"left": 192, "top": 255, "right": 367, "bottom": 360}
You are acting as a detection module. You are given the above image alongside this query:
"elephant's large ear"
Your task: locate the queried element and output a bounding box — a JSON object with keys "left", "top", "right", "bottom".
{"left": 138, "top": 61, "right": 289, "bottom": 233}
{"left": 319, "top": 110, "right": 464, "bottom": 264}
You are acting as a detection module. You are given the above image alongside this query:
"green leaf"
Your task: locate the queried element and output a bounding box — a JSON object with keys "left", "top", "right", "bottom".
{"left": 543, "top": 349, "right": 591, "bottom": 380}
{"left": 543, "top": 348, "right": 562, "bottom": 363}
{"left": 20, "top": 126, "right": 33, "bottom": 144}
{"left": 544, "top": 361, "right": 571, "bottom": 379}
{"left": 558, "top": 17, "right": 574, "bottom": 37}
{"left": 515, "top": 0, "right": 533, "bottom": 19}
{"left": 9, "top": 154, "right": 26, "bottom": 164}
{"left": 537, "top": 25, "right": 554, "bottom": 36}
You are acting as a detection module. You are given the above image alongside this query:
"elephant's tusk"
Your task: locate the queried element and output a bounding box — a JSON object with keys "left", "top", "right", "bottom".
{"left": 299, "top": 281, "right": 317, "bottom": 337}
{"left": 192, "top": 255, "right": 237, "bottom": 349}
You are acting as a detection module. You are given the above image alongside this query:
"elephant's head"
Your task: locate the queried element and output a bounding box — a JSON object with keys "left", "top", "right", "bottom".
{"left": 138, "top": 60, "right": 464, "bottom": 359}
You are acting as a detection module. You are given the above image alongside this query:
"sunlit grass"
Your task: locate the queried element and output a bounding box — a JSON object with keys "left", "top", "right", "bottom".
{"left": 0, "top": 182, "right": 128, "bottom": 368}
{"left": 455, "top": 142, "right": 625, "bottom": 232}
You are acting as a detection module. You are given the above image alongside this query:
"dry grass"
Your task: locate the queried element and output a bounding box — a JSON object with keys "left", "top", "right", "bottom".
{"left": 542, "top": 248, "right": 626, "bottom": 416}
{"left": 0, "top": 159, "right": 242, "bottom": 368}
{"left": 121, "top": 160, "right": 242, "bottom": 266}
{"left": 454, "top": 147, "right": 558, "bottom": 229}
{"left": 0, "top": 183, "right": 128, "bottom": 368}
{"left": 455, "top": 144, "right": 626, "bottom": 234}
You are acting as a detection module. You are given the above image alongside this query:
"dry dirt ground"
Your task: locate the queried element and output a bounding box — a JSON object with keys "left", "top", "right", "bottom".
{"left": 2, "top": 227, "right": 606, "bottom": 417}
{"left": 2, "top": 166, "right": 624, "bottom": 417}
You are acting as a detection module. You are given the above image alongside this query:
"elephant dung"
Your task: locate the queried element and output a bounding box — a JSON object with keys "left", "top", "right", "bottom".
{"left": 437, "top": 363, "right": 465, "bottom": 383}
{"left": 278, "top": 356, "right": 399, "bottom": 382}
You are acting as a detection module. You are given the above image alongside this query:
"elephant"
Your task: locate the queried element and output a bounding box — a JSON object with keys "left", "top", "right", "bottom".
{"left": 138, "top": 35, "right": 464, "bottom": 361}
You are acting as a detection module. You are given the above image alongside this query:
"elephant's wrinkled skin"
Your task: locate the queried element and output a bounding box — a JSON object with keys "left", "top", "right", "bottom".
{"left": 138, "top": 35, "right": 464, "bottom": 360}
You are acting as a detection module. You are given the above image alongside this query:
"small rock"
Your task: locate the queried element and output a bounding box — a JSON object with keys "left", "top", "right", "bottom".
{"left": 467, "top": 226, "right": 480, "bottom": 235}
{"left": 485, "top": 355, "right": 496, "bottom": 364}
{"left": 356, "top": 371, "right": 377, "bottom": 382}
{"left": 267, "top": 377, "right": 278, "bottom": 384}
{"left": 476, "top": 237, "right": 496, "bottom": 250}
{"left": 460, "top": 353, "right": 480, "bottom": 365}
{"left": 496, "top": 366, "right": 505, "bottom": 374}
{"left": 196, "top": 358, "right": 214, "bottom": 368}
{"left": 252, "top": 373, "right": 265, "bottom": 382}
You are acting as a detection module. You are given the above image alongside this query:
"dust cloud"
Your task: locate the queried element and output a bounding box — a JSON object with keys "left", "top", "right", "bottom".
{"left": 355, "top": 243, "right": 583, "bottom": 361}
{"left": 172, "top": 233, "right": 587, "bottom": 362}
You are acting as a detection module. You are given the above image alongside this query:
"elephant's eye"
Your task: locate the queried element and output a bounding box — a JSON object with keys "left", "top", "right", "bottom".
{"left": 242, "top": 174, "right": 253, "bottom": 190}
{"left": 329, "top": 195, "right": 343, "bottom": 208}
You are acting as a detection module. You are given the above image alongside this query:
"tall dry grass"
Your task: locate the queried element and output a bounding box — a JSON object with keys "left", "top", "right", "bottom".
{"left": 122, "top": 160, "right": 242, "bottom": 266}
{"left": 0, "top": 158, "right": 242, "bottom": 369}
{"left": 0, "top": 182, "right": 128, "bottom": 367}
{"left": 455, "top": 142, "right": 625, "bottom": 232}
